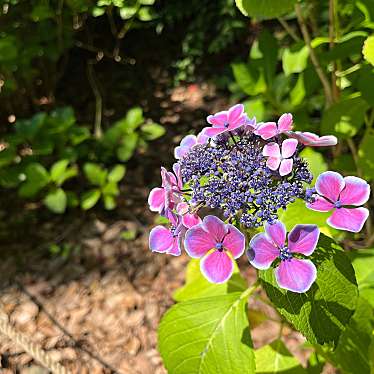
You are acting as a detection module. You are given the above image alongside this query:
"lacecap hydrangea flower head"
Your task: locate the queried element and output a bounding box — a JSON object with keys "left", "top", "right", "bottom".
{"left": 148, "top": 104, "right": 371, "bottom": 293}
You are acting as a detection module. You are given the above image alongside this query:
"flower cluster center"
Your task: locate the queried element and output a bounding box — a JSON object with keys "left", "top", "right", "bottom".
{"left": 279, "top": 246, "right": 293, "bottom": 261}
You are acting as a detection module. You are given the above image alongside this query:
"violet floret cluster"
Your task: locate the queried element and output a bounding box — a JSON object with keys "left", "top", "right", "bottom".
{"left": 148, "top": 104, "right": 371, "bottom": 293}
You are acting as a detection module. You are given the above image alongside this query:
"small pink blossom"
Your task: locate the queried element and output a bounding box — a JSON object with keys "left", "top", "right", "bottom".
{"left": 249, "top": 221, "right": 319, "bottom": 293}
{"left": 176, "top": 202, "right": 201, "bottom": 228}
{"left": 288, "top": 131, "right": 337, "bottom": 147}
{"left": 149, "top": 213, "right": 185, "bottom": 256}
{"left": 148, "top": 164, "right": 183, "bottom": 215}
{"left": 174, "top": 132, "right": 209, "bottom": 159}
{"left": 255, "top": 113, "right": 293, "bottom": 140}
{"left": 201, "top": 104, "right": 247, "bottom": 138}
{"left": 263, "top": 139, "right": 298, "bottom": 176}
{"left": 184, "top": 215, "right": 245, "bottom": 283}
{"left": 307, "top": 171, "right": 370, "bottom": 232}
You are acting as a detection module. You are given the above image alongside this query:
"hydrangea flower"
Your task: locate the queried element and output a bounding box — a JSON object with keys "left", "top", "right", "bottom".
{"left": 202, "top": 104, "right": 247, "bottom": 138}
{"left": 288, "top": 131, "right": 337, "bottom": 147}
{"left": 307, "top": 171, "right": 370, "bottom": 232}
{"left": 149, "top": 212, "right": 185, "bottom": 256}
{"left": 148, "top": 165, "right": 182, "bottom": 215}
{"left": 255, "top": 113, "right": 293, "bottom": 140}
{"left": 174, "top": 132, "right": 208, "bottom": 160}
{"left": 184, "top": 215, "right": 245, "bottom": 283}
{"left": 176, "top": 202, "right": 201, "bottom": 228}
{"left": 263, "top": 139, "right": 298, "bottom": 176}
{"left": 248, "top": 221, "right": 319, "bottom": 293}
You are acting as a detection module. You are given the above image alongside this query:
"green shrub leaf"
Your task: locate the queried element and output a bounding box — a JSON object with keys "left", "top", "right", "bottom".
{"left": 18, "top": 163, "right": 50, "bottom": 198}
{"left": 83, "top": 163, "right": 107, "bottom": 186}
{"left": 108, "top": 164, "right": 126, "bottom": 183}
{"left": 159, "top": 291, "right": 255, "bottom": 374}
{"left": 282, "top": 46, "right": 309, "bottom": 76}
{"left": 259, "top": 234, "right": 358, "bottom": 347}
{"left": 363, "top": 35, "right": 374, "bottom": 65}
{"left": 235, "top": 0, "right": 297, "bottom": 19}
{"left": 141, "top": 123, "right": 165, "bottom": 141}
{"left": 43, "top": 188, "right": 67, "bottom": 214}
{"left": 81, "top": 189, "right": 101, "bottom": 210}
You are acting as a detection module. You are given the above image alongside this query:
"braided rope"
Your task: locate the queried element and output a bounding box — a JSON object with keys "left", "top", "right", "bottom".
{"left": 0, "top": 310, "right": 70, "bottom": 374}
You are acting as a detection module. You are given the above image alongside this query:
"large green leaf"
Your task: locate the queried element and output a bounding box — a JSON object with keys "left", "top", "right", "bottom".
{"left": 255, "top": 340, "right": 306, "bottom": 374}
{"left": 231, "top": 62, "right": 266, "bottom": 96}
{"left": 259, "top": 234, "right": 358, "bottom": 347}
{"left": 43, "top": 188, "right": 67, "bottom": 214}
{"left": 18, "top": 163, "right": 50, "bottom": 198}
{"left": 321, "top": 298, "right": 374, "bottom": 374}
{"left": 174, "top": 259, "right": 247, "bottom": 302}
{"left": 349, "top": 248, "right": 374, "bottom": 307}
{"left": 300, "top": 148, "right": 327, "bottom": 183}
{"left": 282, "top": 46, "right": 309, "bottom": 76}
{"left": 159, "top": 291, "right": 255, "bottom": 374}
{"left": 258, "top": 30, "right": 278, "bottom": 85}
{"left": 321, "top": 96, "right": 369, "bottom": 138}
{"left": 358, "top": 129, "right": 374, "bottom": 180}
{"left": 363, "top": 35, "right": 374, "bottom": 65}
{"left": 235, "top": 0, "right": 297, "bottom": 19}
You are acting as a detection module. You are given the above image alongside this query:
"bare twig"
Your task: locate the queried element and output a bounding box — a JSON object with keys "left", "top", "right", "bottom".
{"left": 87, "top": 61, "right": 103, "bottom": 139}
{"left": 278, "top": 18, "right": 300, "bottom": 42}
{"left": 295, "top": 3, "right": 334, "bottom": 107}
{"left": 329, "top": 0, "right": 339, "bottom": 101}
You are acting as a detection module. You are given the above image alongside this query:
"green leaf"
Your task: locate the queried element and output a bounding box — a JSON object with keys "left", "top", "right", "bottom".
{"left": 141, "top": 123, "right": 165, "bottom": 140}
{"left": 300, "top": 148, "right": 327, "bottom": 183}
{"left": 282, "top": 46, "right": 309, "bottom": 76}
{"left": 255, "top": 340, "right": 306, "bottom": 374}
{"left": 108, "top": 164, "right": 126, "bottom": 183}
{"left": 235, "top": 0, "right": 297, "bottom": 19}
{"left": 349, "top": 248, "right": 374, "bottom": 307}
{"left": 363, "top": 35, "right": 374, "bottom": 65}
{"left": 259, "top": 234, "right": 358, "bottom": 347}
{"left": 357, "top": 65, "right": 374, "bottom": 106}
{"left": 358, "top": 129, "right": 374, "bottom": 180}
{"left": 83, "top": 163, "right": 107, "bottom": 186}
{"left": 117, "top": 133, "right": 139, "bottom": 161}
{"left": 125, "top": 107, "right": 144, "bottom": 131}
{"left": 18, "top": 163, "right": 50, "bottom": 198}
{"left": 158, "top": 291, "right": 255, "bottom": 374}
{"left": 321, "top": 298, "right": 374, "bottom": 374}
{"left": 279, "top": 200, "right": 335, "bottom": 238}
{"left": 321, "top": 96, "right": 369, "bottom": 138}
{"left": 103, "top": 194, "right": 116, "bottom": 210}
{"left": 174, "top": 259, "right": 247, "bottom": 302}
{"left": 258, "top": 30, "right": 278, "bottom": 85}
{"left": 138, "top": 6, "right": 155, "bottom": 21}
{"left": 231, "top": 62, "right": 266, "bottom": 96}
{"left": 69, "top": 126, "right": 91, "bottom": 145}
{"left": 243, "top": 99, "right": 265, "bottom": 121}
{"left": 290, "top": 73, "right": 306, "bottom": 106}
{"left": 81, "top": 189, "right": 101, "bottom": 210}
{"left": 102, "top": 181, "right": 119, "bottom": 196}
{"left": 43, "top": 188, "right": 67, "bottom": 214}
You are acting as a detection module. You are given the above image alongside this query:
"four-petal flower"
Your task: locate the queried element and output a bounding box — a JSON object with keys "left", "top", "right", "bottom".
{"left": 255, "top": 113, "right": 293, "bottom": 140}
{"left": 263, "top": 139, "right": 298, "bottom": 176}
{"left": 307, "top": 171, "right": 370, "bottom": 232}
{"left": 248, "top": 221, "right": 319, "bottom": 293}
{"left": 202, "top": 104, "right": 247, "bottom": 138}
{"left": 184, "top": 215, "right": 245, "bottom": 283}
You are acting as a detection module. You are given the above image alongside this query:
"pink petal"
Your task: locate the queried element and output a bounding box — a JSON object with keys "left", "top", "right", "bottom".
{"left": 161, "top": 167, "right": 177, "bottom": 188}
{"left": 222, "top": 224, "right": 245, "bottom": 258}
{"left": 167, "top": 236, "right": 182, "bottom": 256}
{"left": 288, "top": 224, "right": 320, "bottom": 255}
{"left": 315, "top": 171, "right": 345, "bottom": 202}
{"left": 182, "top": 213, "right": 202, "bottom": 228}
{"left": 265, "top": 221, "right": 286, "bottom": 248}
{"left": 184, "top": 225, "right": 215, "bottom": 258}
{"left": 279, "top": 159, "right": 293, "bottom": 176}
{"left": 174, "top": 145, "right": 188, "bottom": 159}
{"left": 287, "top": 131, "right": 337, "bottom": 147}
{"left": 327, "top": 207, "right": 369, "bottom": 233}
{"left": 248, "top": 233, "right": 279, "bottom": 270}
{"left": 313, "top": 135, "right": 338, "bottom": 147}
{"left": 263, "top": 142, "right": 281, "bottom": 157}
{"left": 307, "top": 195, "right": 334, "bottom": 212}
{"left": 228, "top": 104, "right": 244, "bottom": 123}
{"left": 180, "top": 134, "right": 197, "bottom": 148}
{"left": 201, "top": 126, "right": 227, "bottom": 138}
{"left": 255, "top": 122, "right": 278, "bottom": 140}
{"left": 172, "top": 163, "right": 183, "bottom": 190}
{"left": 275, "top": 259, "right": 317, "bottom": 293}
{"left": 339, "top": 176, "right": 370, "bottom": 206}
{"left": 200, "top": 250, "right": 234, "bottom": 283}
{"left": 281, "top": 138, "right": 298, "bottom": 158}
{"left": 207, "top": 111, "right": 227, "bottom": 127}
{"left": 267, "top": 157, "right": 281, "bottom": 171}
{"left": 227, "top": 119, "right": 246, "bottom": 131}
{"left": 197, "top": 131, "right": 209, "bottom": 144}
{"left": 148, "top": 188, "right": 165, "bottom": 212}
{"left": 202, "top": 215, "right": 228, "bottom": 242}
{"left": 149, "top": 226, "right": 173, "bottom": 253}
{"left": 277, "top": 113, "right": 293, "bottom": 132}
